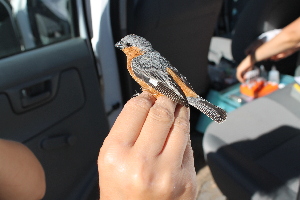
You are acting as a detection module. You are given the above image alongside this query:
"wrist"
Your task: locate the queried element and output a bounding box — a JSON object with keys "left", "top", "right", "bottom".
{"left": 249, "top": 51, "right": 257, "bottom": 65}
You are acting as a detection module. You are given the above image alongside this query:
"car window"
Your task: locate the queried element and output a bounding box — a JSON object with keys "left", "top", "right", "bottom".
{"left": 0, "top": 0, "right": 75, "bottom": 58}
{"left": 0, "top": 0, "right": 21, "bottom": 57}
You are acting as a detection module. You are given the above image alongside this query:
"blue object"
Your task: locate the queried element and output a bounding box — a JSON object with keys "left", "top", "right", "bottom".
{"left": 196, "top": 75, "right": 295, "bottom": 133}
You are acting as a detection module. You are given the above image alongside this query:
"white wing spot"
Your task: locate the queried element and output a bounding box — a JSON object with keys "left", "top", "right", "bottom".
{"left": 149, "top": 78, "right": 158, "bottom": 86}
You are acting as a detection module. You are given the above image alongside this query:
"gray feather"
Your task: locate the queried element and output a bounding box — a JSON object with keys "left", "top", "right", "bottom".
{"left": 117, "top": 34, "right": 227, "bottom": 123}
{"left": 131, "top": 52, "right": 188, "bottom": 106}
{"left": 187, "top": 96, "right": 227, "bottom": 123}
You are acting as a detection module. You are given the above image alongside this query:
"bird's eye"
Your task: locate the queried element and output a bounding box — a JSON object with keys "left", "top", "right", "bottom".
{"left": 126, "top": 43, "right": 132, "bottom": 47}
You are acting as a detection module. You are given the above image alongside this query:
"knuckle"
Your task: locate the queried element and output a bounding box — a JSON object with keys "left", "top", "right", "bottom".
{"left": 98, "top": 145, "right": 119, "bottom": 167}
{"left": 155, "top": 177, "right": 177, "bottom": 196}
{"left": 149, "top": 105, "right": 174, "bottom": 122}
{"left": 98, "top": 147, "right": 110, "bottom": 164}
{"left": 173, "top": 116, "right": 190, "bottom": 132}
{"left": 126, "top": 168, "right": 150, "bottom": 191}
{"left": 130, "top": 172, "right": 173, "bottom": 194}
{"left": 125, "top": 95, "right": 153, "bottom": 111}
{"left": 159, "top": 179, "right": 174, "bottom": 192}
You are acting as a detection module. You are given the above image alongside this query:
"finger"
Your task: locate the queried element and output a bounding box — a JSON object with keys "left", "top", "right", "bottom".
{"left": 133, "top": 95, "right": 177, "bottom": 156}
{"left": 236, "top": 67, "right": 246, "bottom": 83}
{"left": 160, "top": 105, "right": 190, "bottom": 167}
{"left": 107, "top": 92, "right": 156, "bottom": 146}
{"left": 181, "top": 136, "right": 195, "bottom": 170}
{"left": 236, "top": 61, "right": 254, "bottom": 83}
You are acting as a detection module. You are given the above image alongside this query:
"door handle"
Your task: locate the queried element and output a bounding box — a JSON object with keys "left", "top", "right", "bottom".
{"left": 21, "top": 80, "right": 51, "bottom": 107}
{"left": 5, "top": 73, "right": 59, "bottom": 113}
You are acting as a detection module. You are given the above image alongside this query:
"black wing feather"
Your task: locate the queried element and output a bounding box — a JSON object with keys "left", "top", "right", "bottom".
{"left": 131, "top": 52, "right": 188, "bottom": 106}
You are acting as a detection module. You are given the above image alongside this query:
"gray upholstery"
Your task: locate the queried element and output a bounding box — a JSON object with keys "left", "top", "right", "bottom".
{"left": 203, "top": 84, "right": 300, "bottom": 199}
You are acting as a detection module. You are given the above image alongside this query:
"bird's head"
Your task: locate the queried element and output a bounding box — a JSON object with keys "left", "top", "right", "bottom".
{"left": 115, "top": 34, "right": 153, "bottom": 53}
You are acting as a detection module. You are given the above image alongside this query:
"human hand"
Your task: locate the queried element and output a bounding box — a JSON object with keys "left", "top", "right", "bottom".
{"left": 98, "top": 92, "right": 197, "bottom": 200}
{"left": 236, "top": 55, "right": 255, "bottom": 83}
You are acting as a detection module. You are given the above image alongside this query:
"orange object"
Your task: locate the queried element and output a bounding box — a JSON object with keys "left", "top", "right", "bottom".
{"left": 257, "top": 82, "right": 278, "bottom": 97}
{"left": 240, "top": 81, "right": 278, "bottom": 98}
{"left": 240, "top": 80, "right": 264, "bottom": 98}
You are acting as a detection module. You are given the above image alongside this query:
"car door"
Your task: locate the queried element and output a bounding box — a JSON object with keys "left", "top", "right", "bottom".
{"left": 0, "top": 0, "right": 109, "bottom": 199}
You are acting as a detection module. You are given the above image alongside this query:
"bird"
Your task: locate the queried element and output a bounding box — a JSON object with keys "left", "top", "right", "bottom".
{"left": 115, "top": 34, "right": 227, "bottom": 123}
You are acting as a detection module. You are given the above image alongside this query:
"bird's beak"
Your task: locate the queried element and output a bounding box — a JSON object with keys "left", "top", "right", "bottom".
{"left": 115, "top": 41, "right": 124, "bottom": 50}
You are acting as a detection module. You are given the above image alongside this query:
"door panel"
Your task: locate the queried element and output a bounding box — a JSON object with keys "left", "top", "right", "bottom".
{"left": 0, "top": 38, "right": 108, "bottom": 200}
{"left": 0, "top": 0, "right": 108, "bottom": 199}
{"left": 0, "top": 39, "right": 108, "bottom": 200}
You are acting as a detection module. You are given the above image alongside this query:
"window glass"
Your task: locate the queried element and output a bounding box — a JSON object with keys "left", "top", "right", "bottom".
{"left": 0, "top": 0, "right": 75, "bottom": 58}
{"left": 0, "top": 0, "right": 21, "bottom": 57}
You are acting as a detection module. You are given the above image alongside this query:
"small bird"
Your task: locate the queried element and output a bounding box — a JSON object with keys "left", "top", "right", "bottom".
{"left": 115, "top": 34, "right": 227, "bottom": 123}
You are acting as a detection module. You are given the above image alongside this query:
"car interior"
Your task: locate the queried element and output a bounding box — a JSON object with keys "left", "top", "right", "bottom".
{"left": 0, "top": 0, "right": 109, "bottom": 199}
{"left": 203, "top": 0, "right": 300, "bottom": 199}
{"left": 111, "top": 0, "right": 223, "bottom": 129}
{"left": 0, "top": 0, "right": 300, "bottom": 199}
{"left": 0, "top": 0, "right": 21, "bottom": 57}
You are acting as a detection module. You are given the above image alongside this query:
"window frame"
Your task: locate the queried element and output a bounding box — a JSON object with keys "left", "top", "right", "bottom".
{"left": 0, "top": 0, "right": 80, "bottom": 59}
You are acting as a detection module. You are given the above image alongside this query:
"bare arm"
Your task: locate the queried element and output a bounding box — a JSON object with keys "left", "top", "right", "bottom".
{"left": 237, "top": 17, "right": 300, "bottom": 82}
{"left": 254, "top": 17, "right": 300, "bottom": 61}
{"left": 0, "top": 139, "right": 46, "bottom": 200}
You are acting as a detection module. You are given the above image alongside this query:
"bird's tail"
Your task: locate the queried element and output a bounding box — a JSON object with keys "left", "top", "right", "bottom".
{"left": 187, "top": 96, "right": 227, "bottom": 123}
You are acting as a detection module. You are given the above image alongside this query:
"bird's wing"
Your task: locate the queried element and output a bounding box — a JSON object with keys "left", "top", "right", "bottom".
{"left": 166, "top": 65, "right": 196, "bottom": 93}
{"left": 131, "top": 52, "right": 188, "bottom": 106}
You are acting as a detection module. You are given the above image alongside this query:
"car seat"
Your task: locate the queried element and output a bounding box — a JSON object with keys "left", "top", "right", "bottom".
{"left": 203, "top": 0, "right": 300, "bottom": 199}
{"left": 131, "top": 0, "right": 223, "bottom": 97}
{"left": 204, "top": 84, "right": 300, "bottom": 199}
{"left": 128, "top": 0, "right": 223, "bottom": 131}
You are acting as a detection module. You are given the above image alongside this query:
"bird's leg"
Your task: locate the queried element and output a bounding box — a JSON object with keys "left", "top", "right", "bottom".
{"left": 132, "top": 92, "right": 140, "bottom": 97}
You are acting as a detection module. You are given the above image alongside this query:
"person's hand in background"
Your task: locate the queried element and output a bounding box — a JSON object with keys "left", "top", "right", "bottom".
{"left": 236, "top": 17, "right": 300, "bottom": 83}
{"left": 236, "top": 54, "right": 256, "bottom": 83}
